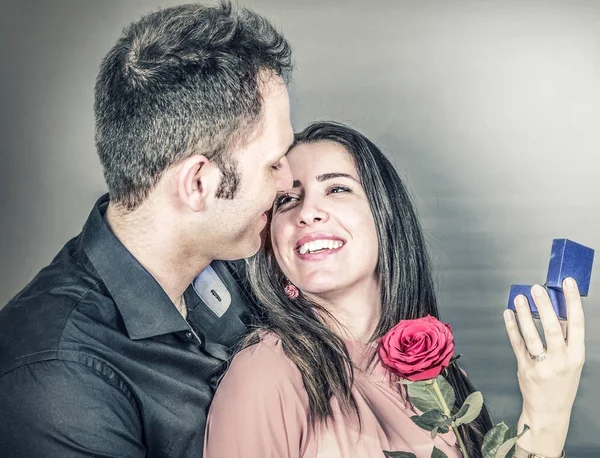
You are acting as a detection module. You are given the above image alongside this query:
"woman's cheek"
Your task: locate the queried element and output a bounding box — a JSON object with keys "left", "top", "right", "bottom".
{"left": 271, "top": 233, "right": 292, "bottom": 276}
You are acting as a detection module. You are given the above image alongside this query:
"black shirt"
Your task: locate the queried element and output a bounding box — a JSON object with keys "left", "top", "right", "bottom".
{"left": 0, "top": 194, "right": 254, "bottom": 457}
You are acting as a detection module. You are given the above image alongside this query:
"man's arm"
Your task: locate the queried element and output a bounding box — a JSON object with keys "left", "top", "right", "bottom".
{"left": 0, "top": 359, "right": 145, "bottom": 458}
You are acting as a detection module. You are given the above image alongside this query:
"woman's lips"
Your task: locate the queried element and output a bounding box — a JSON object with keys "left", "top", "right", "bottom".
{"left": 295, "top": 234, "right": 346, "bottom": 261}
{"left": 295, "top": 244, "right": 344, "bottom": 261}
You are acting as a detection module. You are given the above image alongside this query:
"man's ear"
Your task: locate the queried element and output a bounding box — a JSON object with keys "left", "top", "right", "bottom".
{"left": 177, "top": 155, "right": 220, "bottom": 212}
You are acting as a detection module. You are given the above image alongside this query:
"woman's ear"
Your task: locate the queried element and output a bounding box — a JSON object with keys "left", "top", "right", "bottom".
{"left": 177, "top": 154, "right": 221, "bottom": 212}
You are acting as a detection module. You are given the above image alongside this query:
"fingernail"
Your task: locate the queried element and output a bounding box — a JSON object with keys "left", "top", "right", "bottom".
{"left": 531, "top": 285, "right": 545, "bottom": 297}
{"left": 515, "top": 295, "right": 527, "bottom": 307}
{"left": 564, "top": 277, "right": 576, "bottom": 291}
{"left": 504, "top": 310, "right": 514, "bottom": 321}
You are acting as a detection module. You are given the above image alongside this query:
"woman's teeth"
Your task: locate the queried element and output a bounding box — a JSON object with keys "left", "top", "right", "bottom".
{"left": 298, "top": 239, "right": 343, "bottom": 255}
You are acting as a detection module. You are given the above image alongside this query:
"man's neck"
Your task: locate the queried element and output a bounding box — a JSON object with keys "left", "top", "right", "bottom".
{"left": 173, "top": 295, "right": 188, "bottom": 319}
{"left": 104, "top": 202, "right": 211, "bottom": 305}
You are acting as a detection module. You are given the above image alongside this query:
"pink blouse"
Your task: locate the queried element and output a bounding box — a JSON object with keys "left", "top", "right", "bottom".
{"left": 204, "top": 333, "right": 462, "bottom": 458}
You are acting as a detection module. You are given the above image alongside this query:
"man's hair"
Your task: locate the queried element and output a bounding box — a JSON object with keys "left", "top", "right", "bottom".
{"left": 94, "top": 1, "right": 292, "bottom": 210}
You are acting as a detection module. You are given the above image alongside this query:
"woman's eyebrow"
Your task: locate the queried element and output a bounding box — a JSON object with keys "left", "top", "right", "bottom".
{"left": 316, "top": 172, "right": 358, "bottom": 183}
{"left": 291, "top": 173, "right": 358, "bottom": 188}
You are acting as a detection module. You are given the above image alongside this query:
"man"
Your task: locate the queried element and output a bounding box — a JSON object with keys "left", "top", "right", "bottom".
{"left": 0, "top": 2, "right": 293, "bottom": 456}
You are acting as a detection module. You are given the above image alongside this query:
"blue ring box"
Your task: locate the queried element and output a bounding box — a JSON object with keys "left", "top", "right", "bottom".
{"left": 508, "top": 239, "right": 593, "bottom": 319}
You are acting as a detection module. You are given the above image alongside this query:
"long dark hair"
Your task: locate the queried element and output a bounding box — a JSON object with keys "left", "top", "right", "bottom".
{"left": 246, "top": 121, "right": 493, "bottom": 453}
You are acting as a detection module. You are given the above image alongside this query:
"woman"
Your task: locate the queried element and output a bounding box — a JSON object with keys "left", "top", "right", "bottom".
{"left": 204, "top": 122, "right": 584, "bottom": 458}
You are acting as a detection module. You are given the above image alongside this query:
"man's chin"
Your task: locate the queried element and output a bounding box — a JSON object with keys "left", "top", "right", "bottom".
{"left": 220, "top": 237, "right": 263, "bottom": 262}
{"left": 245, "top": 237, "right": 264, "bottom": 259}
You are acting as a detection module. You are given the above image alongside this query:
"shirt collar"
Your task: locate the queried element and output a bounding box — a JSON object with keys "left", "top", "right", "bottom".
{"left": 81, "top": 194, "right": 189, "bottom": 340}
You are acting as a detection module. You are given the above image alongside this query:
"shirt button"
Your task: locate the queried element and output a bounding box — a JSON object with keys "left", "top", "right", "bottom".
{"left": 185, "top": 331, "right": 193, "bottom": 339}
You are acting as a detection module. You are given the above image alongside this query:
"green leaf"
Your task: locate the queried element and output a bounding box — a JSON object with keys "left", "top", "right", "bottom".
{"left": 494, "top": 424, "right": 531, "bottom": 458}
{"left": 430, "top": 426, "right": 439, "bottom": 439}
{"left": 505, "top": 423, "right": 529, "bottom": 441}
{"left": 407, "top": 377, "right": 456, "bottom": 414}
{"left": 408, "top": 392, "right": 442, "bottom": 412}
{"left": 407, "top": 382, "right": 442, "bottom": 413}
{"left": 431, "top": 446, "right": 449, "bottom": 458}
{"left": 503, "top": 423, "right": 518, "bottom": 441}
{"left": 429, "top": 423, "right": 450, "bottom": 439}
{"left": 435, "top": 375, "right": 456, "bottom": 410}
{"left": 409, "top": 394, "right": 442, "bottom": 414}
{"left": 396, "top": 379, "right": 414, "bottom": 385}
{"left": 452, "top": 402, "right": 470, "bottom": 422}
{"left": 453, "top": 391, "right": 484, "bottom": 426}
{"left": 383, "top": 451, "right": 417, "bottom": 458}
{"left": 496, "top": 424, "right": 518, "bottom": 458}
{"left": 410, "top": 410, "right": 448, "bottom": 432}
{"left": 482, "top": 422, "right": 509, "bottom": 458}
{"left": 494, "top": 437, "right": 520, "bottom": 458}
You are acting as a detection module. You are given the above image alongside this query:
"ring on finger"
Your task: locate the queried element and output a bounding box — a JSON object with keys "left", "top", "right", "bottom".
{"left": 529, "top": 345, "right": 548, "bottom": 362}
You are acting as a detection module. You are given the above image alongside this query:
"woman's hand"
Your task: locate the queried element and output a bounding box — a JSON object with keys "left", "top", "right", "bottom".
{"left": 503, "top": 277, "right": 585, "bottom": 457}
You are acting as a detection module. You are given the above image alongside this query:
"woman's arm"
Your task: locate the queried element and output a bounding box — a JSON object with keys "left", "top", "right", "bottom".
{"left": 504, "top": 277, "right": 585, "bottom": 457}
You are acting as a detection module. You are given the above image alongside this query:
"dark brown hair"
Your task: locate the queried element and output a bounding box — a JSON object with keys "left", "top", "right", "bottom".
{"left": 94, "top": 1, "right": 292, "bottom": 210}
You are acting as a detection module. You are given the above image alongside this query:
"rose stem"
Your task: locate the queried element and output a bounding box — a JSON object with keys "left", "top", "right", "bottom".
{"left": 431, "top": 380, "right": 469, "bottom": 458}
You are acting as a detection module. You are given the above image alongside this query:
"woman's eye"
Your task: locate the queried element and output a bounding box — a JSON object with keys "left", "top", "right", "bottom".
{"left": 327, "top": 185, "right": 351, "bottom": 195}
{"left": 274, "top": 193, "right": 297, "bottom": 209}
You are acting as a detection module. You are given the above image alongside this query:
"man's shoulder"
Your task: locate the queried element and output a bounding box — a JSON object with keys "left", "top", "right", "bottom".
{"left": 0, "top": 235, "right": 114, "bottom": 373}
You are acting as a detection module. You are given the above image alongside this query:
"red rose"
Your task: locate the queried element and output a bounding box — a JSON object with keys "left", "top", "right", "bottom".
{"left": 377, "top": 315, "right": 455, "bottom": 382}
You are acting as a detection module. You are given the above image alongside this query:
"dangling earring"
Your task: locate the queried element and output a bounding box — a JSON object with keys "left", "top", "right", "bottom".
{"left": 284, "top": 282, "right": 299, "bottom": 300}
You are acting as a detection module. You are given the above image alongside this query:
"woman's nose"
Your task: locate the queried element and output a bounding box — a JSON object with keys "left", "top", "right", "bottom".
{"left": 297, "top": 200, "right": 328, "bottom": 226}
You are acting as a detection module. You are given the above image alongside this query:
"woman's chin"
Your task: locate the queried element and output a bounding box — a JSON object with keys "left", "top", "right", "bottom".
{"left": 297, "top": 280, "right": 345, "bottom": 298}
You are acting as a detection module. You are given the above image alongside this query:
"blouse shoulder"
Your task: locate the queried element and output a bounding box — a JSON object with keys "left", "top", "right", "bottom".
{"left": 223, "top": 332, "right": 304, "bottom": 389}
{"left": 205, "top": 332, "right": 311, "bottom": 458}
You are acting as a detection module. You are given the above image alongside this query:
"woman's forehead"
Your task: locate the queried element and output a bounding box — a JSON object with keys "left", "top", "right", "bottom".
{"left": 287, "top": 141, "right": 356, "bottom": 176}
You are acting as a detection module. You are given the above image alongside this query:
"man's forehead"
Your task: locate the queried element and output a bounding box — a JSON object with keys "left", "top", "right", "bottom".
{"left": 231, "top": 75, "right": 292, "bottom": 161}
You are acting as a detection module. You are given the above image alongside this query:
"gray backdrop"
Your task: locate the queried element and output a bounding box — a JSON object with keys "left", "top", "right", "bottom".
{"left": 1, "top": 0, "right": 599, "bottom": 455}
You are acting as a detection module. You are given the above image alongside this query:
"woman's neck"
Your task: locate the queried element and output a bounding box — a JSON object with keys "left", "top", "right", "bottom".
{"left": 308, "top": 278, "right": 381, "bottom": 343}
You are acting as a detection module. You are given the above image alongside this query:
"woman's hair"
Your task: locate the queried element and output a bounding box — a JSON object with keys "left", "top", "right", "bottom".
{"left": 245, "top": 121, "right": 493, "bottom": 453}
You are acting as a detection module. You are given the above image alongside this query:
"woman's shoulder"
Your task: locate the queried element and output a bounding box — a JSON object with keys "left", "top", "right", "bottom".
{"left": 222, "top": 331, "right": 304, "bottom": 389}
{"left": 206, "top": 333, "right": 312, "bottom": 456}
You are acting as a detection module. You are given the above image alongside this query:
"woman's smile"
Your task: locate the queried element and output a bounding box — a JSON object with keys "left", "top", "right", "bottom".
{"left": 295, "top": 233, "right": 346, "bottom": 260}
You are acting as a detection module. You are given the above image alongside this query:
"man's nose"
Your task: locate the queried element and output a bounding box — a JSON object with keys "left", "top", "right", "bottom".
{"left": 275, "top": 156, "right": 293, "bottom": 191}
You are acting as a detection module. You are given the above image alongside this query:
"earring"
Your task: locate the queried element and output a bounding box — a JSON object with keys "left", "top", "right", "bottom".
{"left": 284, "top": 282, "right": 299, "bottom": 300}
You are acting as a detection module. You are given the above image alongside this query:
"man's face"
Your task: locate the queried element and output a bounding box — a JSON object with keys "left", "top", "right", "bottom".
{"left": 209, "top": 76, "right": 294, "bottom": 260}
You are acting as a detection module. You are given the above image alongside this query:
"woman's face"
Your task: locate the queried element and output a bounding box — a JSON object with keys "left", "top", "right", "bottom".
{"left": 270, "top": 140, "right": 379, "bottom": 299}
